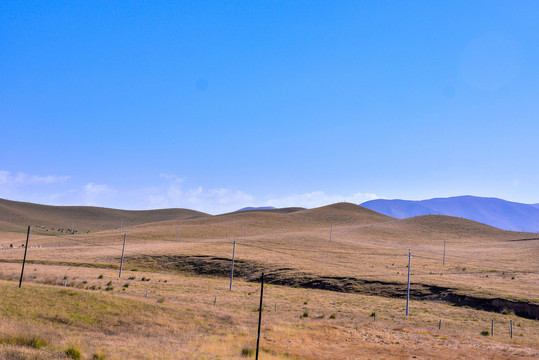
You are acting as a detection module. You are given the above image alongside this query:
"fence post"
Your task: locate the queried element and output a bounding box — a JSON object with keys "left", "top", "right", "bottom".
{"left": 18, "top": 226, "right": 31, "bottom": 288}
{"left": 491, "top": 319, "right": 494, "bottom": 336}
{"left": 119, "top": 234, "right": 126, "bottom": 278}
{"left": 510, "top": 320, "right": 513, "bottom": 339}
{"left": 438, "top": 319, "right": 441, "bottom": 330}
{"left": 255, "top": 273, "right": 265, "bottom": 360}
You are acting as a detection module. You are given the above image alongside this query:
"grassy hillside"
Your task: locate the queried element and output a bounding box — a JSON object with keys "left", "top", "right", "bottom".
{"left": 0, "top": 198, "right": 209, "bottom": 234}
{"left": 0, "top": 200, "right": 537, "bottom": 359}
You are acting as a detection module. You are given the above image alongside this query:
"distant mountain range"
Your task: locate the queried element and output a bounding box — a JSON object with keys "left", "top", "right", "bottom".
{"left": 237, "top": 207, "right": 276, "bottom": 211}
{"left": 361, "top": 196, "right": 539, "bottom": 233}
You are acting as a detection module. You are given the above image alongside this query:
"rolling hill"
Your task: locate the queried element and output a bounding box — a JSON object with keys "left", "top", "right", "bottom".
{"left": 0, "top": 198, "right": 537, "bottom": 359}
{"left": 0, "top": 198, "right": 209, "bottom": 233}
{"left": 361, "top": 196, "right": 539, "bottom": 232}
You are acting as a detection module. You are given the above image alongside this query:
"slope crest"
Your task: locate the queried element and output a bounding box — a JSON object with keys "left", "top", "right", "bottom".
{"left": 0, "top": 198, "right": 209, "bottom": 232}
{"left": 290, "top": 202, "right": 394, "bottom": 225}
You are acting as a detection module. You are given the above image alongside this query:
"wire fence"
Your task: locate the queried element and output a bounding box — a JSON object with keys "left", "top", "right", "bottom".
{"left": 0, "top": 222, "right": 534, "bottom": 358}
{"left": 2, "top": 226, "right": 537, "bottom": 285}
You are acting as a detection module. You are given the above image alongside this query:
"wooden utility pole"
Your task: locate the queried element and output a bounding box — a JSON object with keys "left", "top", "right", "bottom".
{"left": 255, "top": 273, "right": 265, "bottom": 360}
{"left": 229, "top": 240, "right": 236, "bottom": 290}
{"left": 18, "top": 226, "right": 31, "bottom": 288}
{"left": 443, "top": 241, "right": 446, "bottom": 266}
{"left": 406, "top": 250, "right": 411, "bottom": 316}
{"left": 119, "top": 234, "right": 126, "bottom": 278}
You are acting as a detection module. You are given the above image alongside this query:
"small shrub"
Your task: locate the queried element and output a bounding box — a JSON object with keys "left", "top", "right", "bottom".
{"left": 98, "top": 275, "right": 103, "bottom": 279}
{"left": 303, "top": 301, "right": 308, "bottom": 305}
{"left": 128, "top": 276, "right": 135, "bottom": 280}
{"left": 329, "top": 314, "right": 336, "bottom": 319}
{"left": 370, "top": 312, "right": 376, "bottom": 317}
{"left": 105, "top": 286, "right": 113, "bottom": 291}
{"left": 92, "top": 353, "right": 106, "bottom": 360}
{"left": 106, "top": 281, "right": 112, "bottom": 286}
{"left": 157, "top": 297, "right": 165, "bottom": 304}
{"left": 65, "top": 346, "right": 81, "bottom": 359}
{"left": 82, "top": 280, "right": 87, "bottom": 284}
{"left": 241, "top": 347, "right": 254, "bottom": 357}
{"left": 302, "top": 312, "right": 309, "bottom": 318}
{"left": 501, "top": 309, "right": 514, "bottom": 316}
{"left": 123, "top": 283, "right": 129, "bottom": 288}
{"left": 63, "top": 275, "right": 68, "bottom": 280}
{"left": 480, "top": 330, "right": 489, "bottom": 336}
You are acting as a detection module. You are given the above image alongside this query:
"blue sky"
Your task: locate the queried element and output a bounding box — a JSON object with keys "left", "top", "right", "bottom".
{"left": 1, "top": 1, "right": 538, "bottom": 213}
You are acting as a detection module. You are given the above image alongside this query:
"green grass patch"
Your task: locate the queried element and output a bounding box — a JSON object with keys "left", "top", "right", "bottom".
{"left": 0, "top": 334, "right": 47, "bottom": 349}
{"left": 241, "top": 347, "right": 254, "bottom": 357}
{"left": 65, "top": 346, "right": 82, "bottom": 359}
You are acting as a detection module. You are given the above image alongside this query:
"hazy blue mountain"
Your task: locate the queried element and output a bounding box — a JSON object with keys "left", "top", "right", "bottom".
{"left": 361, "top": 196, "right": 539, "bottom": 232}
{"left": 236, "top": 206, "right": 276, "bottom": 212}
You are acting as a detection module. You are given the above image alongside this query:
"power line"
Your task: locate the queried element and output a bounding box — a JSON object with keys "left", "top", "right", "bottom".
{"left": 5, "top": 231, "right": 537, "bottom": 282}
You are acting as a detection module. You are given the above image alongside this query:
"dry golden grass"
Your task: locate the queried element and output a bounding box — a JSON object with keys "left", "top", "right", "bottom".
{"left": 0, "top": 202, "right": 538, "bottom": 359}
{"left": 0, "top": 198, "right": 208, "bottom": 234}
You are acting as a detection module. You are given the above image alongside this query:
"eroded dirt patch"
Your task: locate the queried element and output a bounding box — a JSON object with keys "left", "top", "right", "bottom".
{"left": 128, "top": 254, "right": 539, "bottom": 320}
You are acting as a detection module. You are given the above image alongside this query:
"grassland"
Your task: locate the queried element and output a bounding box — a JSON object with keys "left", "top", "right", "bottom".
{"left": 0, "top": 201, "right": 537, "bottom": 359}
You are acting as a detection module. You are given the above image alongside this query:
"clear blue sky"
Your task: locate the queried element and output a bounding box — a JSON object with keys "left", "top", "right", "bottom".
{"left": 1, "top": 1, "right": 538, "bottom": 213}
